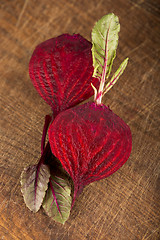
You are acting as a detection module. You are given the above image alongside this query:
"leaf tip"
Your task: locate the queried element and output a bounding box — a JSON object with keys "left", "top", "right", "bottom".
{"left": 20, "top": 164, "right": 50, "bottom": 213}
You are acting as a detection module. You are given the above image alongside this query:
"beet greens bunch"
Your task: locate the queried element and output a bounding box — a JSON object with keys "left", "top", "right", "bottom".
{"left": 21, "top": 13, "right": 132, "bottom": 224}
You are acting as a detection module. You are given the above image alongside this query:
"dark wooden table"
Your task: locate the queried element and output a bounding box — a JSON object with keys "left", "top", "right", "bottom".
{"left": 0, "top": 1, "right": 160, "bottom": 239}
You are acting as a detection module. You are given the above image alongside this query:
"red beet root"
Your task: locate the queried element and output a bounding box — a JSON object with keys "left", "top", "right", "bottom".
{"left": 29, "top": 34, "right": 99, "bottom": 116}
{"left": 48, "top": 102, "right": 132, "bottom": 203}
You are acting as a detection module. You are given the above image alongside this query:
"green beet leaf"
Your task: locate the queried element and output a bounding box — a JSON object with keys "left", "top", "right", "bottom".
{"left": 21, "top": 164, "right": 50, "bottom": 212}
{"left": 91, "top": 13, "right": 128, "bottom": 104}
{"left": 91, "top": 13, "right": 120, "bottom": 80}
{"left": 103, "top": 57, "right": 129, "bottom": 94}
{"left": 42, "top": 175, "right": 72, "bottom": 224}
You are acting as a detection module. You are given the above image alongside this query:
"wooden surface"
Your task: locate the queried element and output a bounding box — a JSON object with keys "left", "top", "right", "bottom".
{"left": 0, "top": 0, "right": 160, "bottom": 239}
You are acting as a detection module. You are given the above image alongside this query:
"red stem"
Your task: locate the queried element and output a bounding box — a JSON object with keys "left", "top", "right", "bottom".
{"left": 41, "top": 115, "right": 52, "bottom": 155}
{"left": 36, "top": 115, "right": 52, "bottom": 168}
{"left": 71, "top": 183, "right": 84, "bottom": 208}
{"left": 95, "top": 19, "right": 112, "bottom": 105}
{"left": 37, "top": 141, "right": 51, "bottom": 167}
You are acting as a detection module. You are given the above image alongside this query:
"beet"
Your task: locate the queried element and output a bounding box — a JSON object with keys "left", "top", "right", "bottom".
{"left": 48, "top": 102, "right": 132, "bottom": 203}
{"left": 29, "top": 34, "right": 99, "bottom": 116}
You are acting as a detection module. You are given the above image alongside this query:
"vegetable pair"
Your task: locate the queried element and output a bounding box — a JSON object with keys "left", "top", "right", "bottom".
{"left": 21, "top": 13, "right": 132, "bottom": 224}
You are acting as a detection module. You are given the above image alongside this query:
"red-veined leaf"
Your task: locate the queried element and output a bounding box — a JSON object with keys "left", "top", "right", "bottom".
{"left": 43, "top": 175, "right": 72, "bottom": 224}
{"left": 21, "top": 163, "right": 50, "bottom": 212}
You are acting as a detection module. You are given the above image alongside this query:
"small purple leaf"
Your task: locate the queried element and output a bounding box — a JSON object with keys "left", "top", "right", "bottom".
{"left": 42, "top": 175, "right": 72, "bottom": 224}
{"left": 21, "top": 164, "right": 50, "bottom": 212}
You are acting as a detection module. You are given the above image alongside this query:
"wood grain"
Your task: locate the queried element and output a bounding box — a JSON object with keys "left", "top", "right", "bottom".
{"left": 0, "top": 0, "right": 160, "bottom": 239}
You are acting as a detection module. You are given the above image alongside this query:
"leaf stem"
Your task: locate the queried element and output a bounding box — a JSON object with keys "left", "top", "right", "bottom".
{"left": 37, "top": 114, "right": 52, "bottom": 167}
{"left": 92, "top": 13, "right": 121, "bottom": 104}
{"left": 96, "top": 55, "right": 108, "bottom": 104}
{"left": 71, "top": 183, "right": 84, "bottom": 208}
{"left": 41, "top": 115, "right": 52, "bottom": 155}
{"left": 38, "top": 142, "right": 51, "bottom": 167}
{"left": 95, "top": 18, "right": 111, "bottom": 105}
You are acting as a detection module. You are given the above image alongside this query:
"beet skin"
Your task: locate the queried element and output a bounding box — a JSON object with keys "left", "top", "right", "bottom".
{"left": 29, "top": 34, "right": 99, "bottom": 116}
{"left": 48, "top": 102, "right": 132, "bottom": 203}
